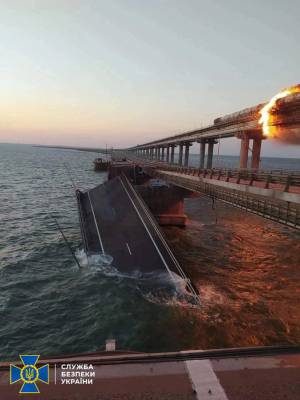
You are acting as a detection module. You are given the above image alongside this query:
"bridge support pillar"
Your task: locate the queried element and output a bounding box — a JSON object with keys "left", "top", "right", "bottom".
{"left": 170, "top": 145, "right": 175, "bottom": 163}
{"left": 206, "top": 140, "right": 214, "bottom": 169}
{"left": 198, "top": 140, "right": 206, "bottom": 169}
{"left": 161, "top": 147, "right": 165, "bottom": 161}
{"left": 157, "top": 147, "right": 161, "bottom": 160}
{"left": 251, "top": 137, "right": 262, "bottom": 169}
{"left": 178, "top": 143, "right": 184, "bottom": 165}
{"left": 137, "top": 183, "right": 189, "bottom": 227}
{"left": 158, "top": 147, "right": 161, "bottom": 160}
{"left": 240, "top": 134, "right": 250, "bottom": 169}
{"left": 166, "top": 146, "right": 170, "bottom": 163}
{"left": 184, "top": 142, "right": 192, "bottom": 167}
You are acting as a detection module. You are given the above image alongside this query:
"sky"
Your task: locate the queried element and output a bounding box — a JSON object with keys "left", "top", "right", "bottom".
{"left": 0, "top": 0, "right": 300, "bottom": 157}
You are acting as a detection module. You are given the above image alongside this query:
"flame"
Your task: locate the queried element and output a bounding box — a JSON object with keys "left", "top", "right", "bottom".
{"left": 259, "top": 85, "right": 300, "bottom": 137}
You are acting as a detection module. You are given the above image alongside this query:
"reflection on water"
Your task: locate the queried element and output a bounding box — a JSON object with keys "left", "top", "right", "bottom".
{"left": 163, "top": 196, "right": 300, "bottom": 348}
{"left": 0, "top": 143, "right": 299, "bottom": 360}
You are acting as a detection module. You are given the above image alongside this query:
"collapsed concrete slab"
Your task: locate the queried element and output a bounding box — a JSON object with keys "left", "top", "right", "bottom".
{"left": 76, "top": 174, "right": 199, "bottom": 300}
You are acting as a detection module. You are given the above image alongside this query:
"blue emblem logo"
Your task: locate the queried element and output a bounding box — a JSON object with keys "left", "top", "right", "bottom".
{"left": 10, "top": 354, "right": 49, "bottom": 394}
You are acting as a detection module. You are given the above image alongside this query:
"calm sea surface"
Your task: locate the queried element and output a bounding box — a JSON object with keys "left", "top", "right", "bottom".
{"left": 0, "top": 143, "right": 299, "bottom": 360}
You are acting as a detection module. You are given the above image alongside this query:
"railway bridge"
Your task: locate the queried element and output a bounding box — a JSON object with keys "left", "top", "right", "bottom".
{"left": 114, "top": 92, "right": 300, "bottom": 229}
{"left": 128, "top": 92, "right": 300, "bottom": 170}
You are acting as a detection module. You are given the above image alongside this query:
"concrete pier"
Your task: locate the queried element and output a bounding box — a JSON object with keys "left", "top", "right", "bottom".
{"left": 199, "top": 140, "right": 206, "bottom": 169}
{"left": 166, "top": 145, "right": 170, "bottom": 163}
{"left": 240, "top": 134, "right": 250, "bottom": 169}
{"left": 137, "top": 181, "right": 188, "bottom": 227}
{"left": 157, "top": 147, "right": 161, "bottom": 160}
{"left": 184, "top": 142, "right": 191, "bottom": 167}
{"left": 207, "top": 140, "right": 214, "bottom": 169}
{"left": 170, "top": 145, "right": 175, "bottom": 163}
{"left": 178, "top": 143, "right": 184, "bottom": 165}
{"left": 251, "top": 137, "right": 262, "bottom": 169}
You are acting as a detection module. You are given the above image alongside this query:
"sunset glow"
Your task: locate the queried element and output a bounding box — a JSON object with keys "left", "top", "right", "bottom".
{"left": 0, "top": 1, "right": 299, "bottom": 156}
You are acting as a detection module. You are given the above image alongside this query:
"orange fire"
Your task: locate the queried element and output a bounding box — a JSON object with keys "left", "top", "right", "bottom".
{"left": 259, "top": 85, "right": 300, "bottom": 137}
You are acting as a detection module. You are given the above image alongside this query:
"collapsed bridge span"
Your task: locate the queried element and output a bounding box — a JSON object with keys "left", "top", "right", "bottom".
{"left": 76, "top": 174, "right": 199, "bottom": 301}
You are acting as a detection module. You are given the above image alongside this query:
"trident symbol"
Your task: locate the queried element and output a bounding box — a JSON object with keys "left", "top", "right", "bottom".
{"left": 25, "top": 367, "right": 35, "bottom": 381}
{"left": 10, "top": 355, "right": 49, "bottom": 394}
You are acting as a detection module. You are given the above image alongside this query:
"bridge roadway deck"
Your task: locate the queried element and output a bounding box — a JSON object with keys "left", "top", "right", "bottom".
{"left": 116, "top": 153, "right": 300, "bottom": 229}
{"left": 76, "top": 174, "right": 198, "bottom": 298}
{"left": 119, "top": 153, "right": 300, "bottom": 197}
{"left": 147, "top": 168, "right": 300, "bottom": 229}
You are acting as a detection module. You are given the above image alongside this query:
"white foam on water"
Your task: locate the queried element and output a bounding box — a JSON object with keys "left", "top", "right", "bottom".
{"left": 141, "top": 289, "right": 200, "bottom": 309}
{"left": 76, "top": 249, "right": 113, "bottom": 266}
{"left": 75, "top": 249, "right": 120, "bottom": 276}
{"left": 137, "top": 271, "right": 200, "bottom": 309}
{"left": 75, "top": 249, "right": 200, "bottom": 308}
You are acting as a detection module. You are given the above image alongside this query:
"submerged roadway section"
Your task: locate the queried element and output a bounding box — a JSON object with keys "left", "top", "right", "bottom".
{"left": 77, "top": 174, "right": 198, "bottom": 299}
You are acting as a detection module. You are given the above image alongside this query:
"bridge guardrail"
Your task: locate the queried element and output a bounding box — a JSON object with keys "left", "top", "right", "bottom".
{"left": 146, "top": 168, "right": 300, "bottom": 230}
{"left": 120, "top": 153, "right": 300, "bottom": 192}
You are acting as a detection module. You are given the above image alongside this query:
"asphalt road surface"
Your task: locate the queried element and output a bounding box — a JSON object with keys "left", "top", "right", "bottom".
{"left": 77, "top": 175, "right": 198, "bottom": 297}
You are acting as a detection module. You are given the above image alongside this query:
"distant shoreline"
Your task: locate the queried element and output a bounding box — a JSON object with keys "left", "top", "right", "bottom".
{"left": 32, "top": 144, "right": 107, "bottom": 153}
{"left": 0, "top": 142, "right": 299, "bottom": 159}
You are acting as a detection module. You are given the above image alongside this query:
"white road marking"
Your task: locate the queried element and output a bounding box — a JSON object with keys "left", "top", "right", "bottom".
{"left": 119, "top": 176, "right": 176, "bottom": 285}
{"left": 185, "top": 360, "right": 228, "bottom": 400}
{"left": 126, "top": 242, "right": 132, "bottom": 255}
{"left": 124, "top": 174, "right": 199, "bottom": 302}
{"left": 87, "top": 191, "right": 105, "bottom": 254}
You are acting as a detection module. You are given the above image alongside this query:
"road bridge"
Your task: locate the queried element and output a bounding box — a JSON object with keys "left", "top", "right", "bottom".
{"left": 76, "top": 174, "right": 199, "bottom": 300}
{"left": 129, "top": 92, "right": 300, "bottom": 170}
{"left": 113, "top": 153, "right": 300, "bottom": 229}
